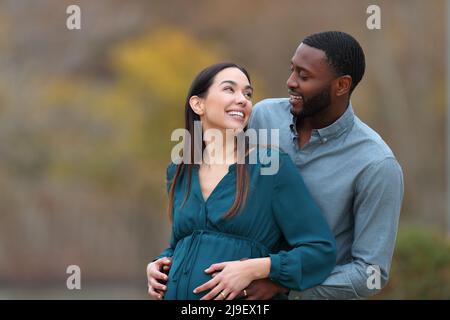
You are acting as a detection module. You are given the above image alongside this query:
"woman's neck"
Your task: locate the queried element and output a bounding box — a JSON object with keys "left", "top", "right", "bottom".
{"left": 203, "top": 129, "right": 238, "bottom": 166}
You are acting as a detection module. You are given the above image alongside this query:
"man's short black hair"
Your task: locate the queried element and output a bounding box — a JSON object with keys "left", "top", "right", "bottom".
{"left": 302, "top": 31, "right": 365, "bottom": 94}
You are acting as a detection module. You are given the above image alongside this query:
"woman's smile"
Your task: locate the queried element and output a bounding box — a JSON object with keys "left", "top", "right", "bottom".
{"left": 226, "top": 110, "right": 246, "bottom": 122}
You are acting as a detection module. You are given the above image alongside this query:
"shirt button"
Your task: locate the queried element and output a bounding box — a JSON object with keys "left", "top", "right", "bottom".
{"left": 321, "top": 137, "right": 328, "bottom": 143}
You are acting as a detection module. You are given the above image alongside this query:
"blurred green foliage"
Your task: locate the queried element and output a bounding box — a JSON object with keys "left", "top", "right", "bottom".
{"left": 41, "top": 27, "right": 223, "bottom": 191}
{"left": 377, "top": 226, "right": 450, "bottom": 299}
{"left": 40, "top": 26, "right": 267, "bottom": 193}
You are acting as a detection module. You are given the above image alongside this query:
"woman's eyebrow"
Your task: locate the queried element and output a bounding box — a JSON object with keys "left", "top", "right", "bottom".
{"left": 220, "top": 80, "right": 253, "bottom": 91}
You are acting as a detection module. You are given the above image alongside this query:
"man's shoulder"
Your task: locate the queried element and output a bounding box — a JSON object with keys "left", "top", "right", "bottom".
{"left": 350, "top": 115, "right": 399, "bottom": 165}
{"left": 250, "top": 98, "right": 291, "bottom": 130}
{"left": 253, "top": 98, "right": 291, "bottom": 114}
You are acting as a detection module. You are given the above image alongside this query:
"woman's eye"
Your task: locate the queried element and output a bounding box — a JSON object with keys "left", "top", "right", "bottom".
{"left": 245, "top": 92, "right": 253, "bottom": 99}
{"left": 224, "top": 87, "right": 234, "bottom": 92}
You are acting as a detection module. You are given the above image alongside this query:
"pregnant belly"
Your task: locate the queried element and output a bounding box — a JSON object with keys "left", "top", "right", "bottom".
{"left": 164, "top": 230, "right": 270, "bottom": 300}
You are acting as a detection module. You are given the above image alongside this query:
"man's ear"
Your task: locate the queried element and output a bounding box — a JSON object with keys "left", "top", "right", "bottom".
{"left": 335, "top": 75, "right": 352, "bottom": 97}
{"left": 189, "top": 96, "right": 205, "bottom": 116}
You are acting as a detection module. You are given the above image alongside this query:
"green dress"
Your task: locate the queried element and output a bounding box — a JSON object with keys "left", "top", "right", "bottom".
{"left": 156, "top": 148, "right": 336, "bottom": 300}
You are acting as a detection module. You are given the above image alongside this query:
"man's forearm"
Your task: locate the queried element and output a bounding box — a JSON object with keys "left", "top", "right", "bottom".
{"left": 289, "top": 262, "right": 386, "bottom": 300}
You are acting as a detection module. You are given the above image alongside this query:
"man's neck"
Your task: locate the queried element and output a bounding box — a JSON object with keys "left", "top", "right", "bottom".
{"left": 296, "top": 120, "right": 313, "bottom": 149}
{"left": 295, "top": 100, "right": 349, "bottom": 149}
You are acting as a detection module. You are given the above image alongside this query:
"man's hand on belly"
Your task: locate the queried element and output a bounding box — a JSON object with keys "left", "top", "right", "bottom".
{"left": 146, "top": 257, "right": 172, "bottom": 299}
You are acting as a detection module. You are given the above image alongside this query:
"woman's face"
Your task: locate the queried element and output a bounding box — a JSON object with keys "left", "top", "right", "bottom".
{"left": 191, "top": 67, "right": 253, "bottom": 133}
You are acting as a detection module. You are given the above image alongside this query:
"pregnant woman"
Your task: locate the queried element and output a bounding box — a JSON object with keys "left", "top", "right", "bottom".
{"left": 147, "top": 62, "right": 336, "bottom": 300}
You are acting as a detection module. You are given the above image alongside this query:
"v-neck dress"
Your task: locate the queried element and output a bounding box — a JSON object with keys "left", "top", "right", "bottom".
{"left": 156, "top": 147, "right": 336, "bottom": 300}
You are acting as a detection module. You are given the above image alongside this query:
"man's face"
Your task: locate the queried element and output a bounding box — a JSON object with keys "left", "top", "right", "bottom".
{"left": 287, "top": 43, "right": 336, "bottom": 119}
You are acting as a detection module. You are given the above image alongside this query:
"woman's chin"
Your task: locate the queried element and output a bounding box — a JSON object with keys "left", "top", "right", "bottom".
{"left": 208, "top": 119, "right": 248, "bottom": 133}
{"left": 220, "top": 120, "right": 246, "bottom": 131}
{"left": 228, "top": 125, "right": 246, "bottom": 133}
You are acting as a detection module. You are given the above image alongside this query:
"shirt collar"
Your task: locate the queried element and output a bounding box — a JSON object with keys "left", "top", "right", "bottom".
{"left": 290, "top": 102, "right": 355, "bottom": 140}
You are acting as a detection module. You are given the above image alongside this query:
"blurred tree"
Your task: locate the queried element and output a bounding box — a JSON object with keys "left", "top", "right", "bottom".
{"left": 106, "top": 26, "right": 221, "bottom": 166}
{"left": 42, "top": 27, "right": 222, "bottom": 190}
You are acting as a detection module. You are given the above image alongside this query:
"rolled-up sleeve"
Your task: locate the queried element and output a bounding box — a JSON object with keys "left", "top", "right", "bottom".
{"left": 268, "top": 153, "right": 337, "bottom": 291}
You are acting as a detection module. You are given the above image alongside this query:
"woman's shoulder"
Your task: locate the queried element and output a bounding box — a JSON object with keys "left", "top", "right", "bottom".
{"left": 246, "top": 145, "right": 295, "bottom": 178}
{"left": 166, "top": 161, "right": 179, "bottom": 181}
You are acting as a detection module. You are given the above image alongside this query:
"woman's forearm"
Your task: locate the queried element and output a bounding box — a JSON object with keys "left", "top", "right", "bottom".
{"left": 244, "top": 257, "right": 271, "bottom": 280}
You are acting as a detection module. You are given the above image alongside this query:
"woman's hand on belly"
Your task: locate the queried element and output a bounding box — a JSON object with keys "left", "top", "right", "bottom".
{"left": 193, "top": 258, "right": 271, "bottom": 300}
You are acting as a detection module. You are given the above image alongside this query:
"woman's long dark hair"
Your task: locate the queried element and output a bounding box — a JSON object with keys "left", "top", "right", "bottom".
{"left": 167, "top": 62, "right": 251, "bottom": 221}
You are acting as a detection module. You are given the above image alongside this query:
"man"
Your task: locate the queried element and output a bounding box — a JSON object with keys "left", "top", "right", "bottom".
{"left": 148, "top": 31, "right": 404, "bottom": 299}
{"left": 243, "top": 31, "right": 404, "bottom": 299}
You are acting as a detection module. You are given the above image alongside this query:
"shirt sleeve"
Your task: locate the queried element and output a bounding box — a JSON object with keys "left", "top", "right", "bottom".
{"left": 268, "top": 152, "right": 337, "bottom": 291}
{"left": 247, "top": 103, "right": 261, "bottom": 130}
{"left": 153, "top": 163, "right": 178, "bottom": 261}
{"left": 291, "top": 157, "right": 404, "bottom": 299}
{"left": 248, "top": 100, "right": 272, "bottom": 132}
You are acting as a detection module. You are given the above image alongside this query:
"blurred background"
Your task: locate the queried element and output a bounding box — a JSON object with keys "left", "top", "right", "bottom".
{"left": 0, "top": 0, "right": 449, "bottom": 299}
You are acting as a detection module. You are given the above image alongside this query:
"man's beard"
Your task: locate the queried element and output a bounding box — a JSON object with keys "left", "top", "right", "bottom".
{"left": 291, "top": 84, "right": 332, "bottom": 120}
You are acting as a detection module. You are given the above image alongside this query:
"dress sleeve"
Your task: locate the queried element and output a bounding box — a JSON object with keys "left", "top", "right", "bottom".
{"left": 268, "top": 153, "right": 337, "bottom": 291}
{"left": 154, "top": 163, "right": 178, "bottom": 260}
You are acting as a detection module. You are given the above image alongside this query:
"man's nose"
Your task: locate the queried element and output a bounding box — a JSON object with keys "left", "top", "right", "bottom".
{"left": 287, "top": 72, "right": 298, "bottom": 89}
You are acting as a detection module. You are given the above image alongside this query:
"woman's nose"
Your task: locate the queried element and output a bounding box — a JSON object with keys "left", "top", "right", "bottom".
{"left": 235, "top": 92, "right": 247, "bottom": 105}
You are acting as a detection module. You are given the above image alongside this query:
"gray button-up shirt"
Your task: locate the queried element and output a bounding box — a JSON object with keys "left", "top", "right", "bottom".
{"left": 248, "top": 98, "right": 404, "bottom": 299}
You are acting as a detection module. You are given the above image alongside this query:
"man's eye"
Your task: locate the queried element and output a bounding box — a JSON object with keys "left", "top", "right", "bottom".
{"left": 245, "top": 92, "right": 253, "bottom": 99}
{"left": 299, "top": 74, "right": 309, "bottom": 80}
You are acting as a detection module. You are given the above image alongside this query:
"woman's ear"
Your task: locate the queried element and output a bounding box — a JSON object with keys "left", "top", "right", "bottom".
{"left": 189, "top": 96, "right": 205, "bottom": 116}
